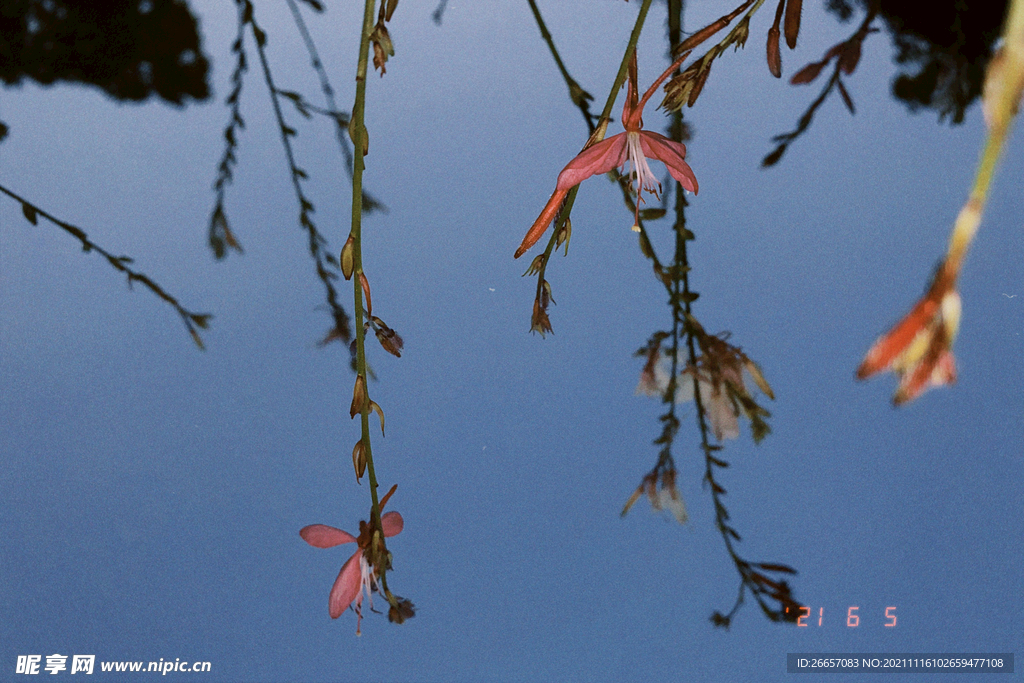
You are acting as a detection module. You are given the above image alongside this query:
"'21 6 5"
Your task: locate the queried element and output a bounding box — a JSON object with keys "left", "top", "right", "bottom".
{"left": 785, "top": 606, "right": 897, "bottom": 627}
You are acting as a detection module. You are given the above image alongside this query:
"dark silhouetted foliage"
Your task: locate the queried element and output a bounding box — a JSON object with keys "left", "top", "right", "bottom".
{"left": 0, "top": 0, "right": 210, "bottom": 105}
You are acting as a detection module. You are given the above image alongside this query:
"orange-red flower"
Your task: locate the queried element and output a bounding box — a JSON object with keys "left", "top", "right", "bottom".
{"left": 515, "top": 51, "right": 698, "bottom": 259}
{"left": 857, "top": 269, "right": 961, "bottom": 405}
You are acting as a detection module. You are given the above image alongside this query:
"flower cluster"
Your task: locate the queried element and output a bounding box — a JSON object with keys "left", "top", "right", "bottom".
{"left": 638, "top": 319, "right": 774, "bottom": 442}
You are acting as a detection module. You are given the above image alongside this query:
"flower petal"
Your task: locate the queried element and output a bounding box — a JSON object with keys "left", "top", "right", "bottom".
{"left": 638, "top": 131, "right": 698, "bottom": 194}
{"left": 554, "top": 133, "right": 629, "bottom": 190}
{"left": 857, "top": 295, "right": 939, "bottom": 379}
{"left": 381, "top": 510, "right": 404, "bottom": 537}
{"left": 329, "top": 551, "right": 364, "bottom": 619}
{"left": 300, "top": 524, "right": 357, "bottom": 548}
{"left": 894, "top": 340, "right": 956, "bottom": 405}
{"left": 704, "top": 382, "right": 740, "bottom": 441}
{"left": 515, "top": 187, "right": 570, "bottom": 259}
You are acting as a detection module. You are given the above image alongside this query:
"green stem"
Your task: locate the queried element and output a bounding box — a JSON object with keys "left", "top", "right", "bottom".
{"left": 945, "top": 0, "right": 1024, "bottom": 273}
{"left": 350, "top": 0, "right": 383, "bottom": 533}
{"left": 527, "top": 0, "right": 596, "bottom": 133}
{"left": 533, "top": 0, "right": 655, "bottom": 281}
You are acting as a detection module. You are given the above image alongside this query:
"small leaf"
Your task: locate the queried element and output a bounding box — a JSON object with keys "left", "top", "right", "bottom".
{"left": 190, "top": 314, "right": 212, "bottom": 329}
{"left": 21, "top": 203, "right": 38, "bottom": 225}
{"left": 358, "top": 272, "right": 372, "bottom": 316}
{"left": 298, "top": 0, "right": 324, "bottom": 10}
{"left": 757, "top": 563, "right": 798, "bottom": 574}
{"left": 790, "top": 60, "right": 825, "bottom": 85}
{"left": 761, "top": 145, "right": 786, "bottom": 167}
{"left": 837, "top": 78, "right": 856, "bottom": 114}
{"left": 252, "top": 25, "right": 266, "bottom": 47}
{"left": 638, "top": 208, "right": 666, "bottom": 221}
{"left": 838, "top": 40, "right": 862, "bottom": 74}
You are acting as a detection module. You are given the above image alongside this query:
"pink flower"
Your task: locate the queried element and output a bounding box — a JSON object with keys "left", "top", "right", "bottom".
{"left": 300, "top": 495, "right": 404, "bottom": 633}
{"left": 515, "top": 51, "right": 699, "bottom": 259}
{"left": 857, "top": 268, "right": 960, "bottom": 405}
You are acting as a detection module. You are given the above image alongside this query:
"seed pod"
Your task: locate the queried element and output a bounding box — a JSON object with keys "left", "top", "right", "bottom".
{"left": 350, "top": 375, "right": 366, "bottom": 418}
{"left": 341, "top": 235, "right": 355, "bottom": 280}
{"left": 352, "top": 440, "right": 366, "bottom": 482}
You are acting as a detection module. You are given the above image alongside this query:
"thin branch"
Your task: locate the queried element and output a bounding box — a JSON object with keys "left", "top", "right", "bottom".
{"left": 1, "top": 182, "right": 211, "bottom": 348}
{"left": 241, "top": 0, "right": 353, "bottom": 353}
{"left": 284, "top": 0, "right": 385, "bottom": 213}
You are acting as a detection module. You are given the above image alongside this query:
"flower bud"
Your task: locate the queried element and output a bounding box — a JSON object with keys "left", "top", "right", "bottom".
{"left": 341, "top": 235, "right": 355, "bottom": 280}
{"left": 555, "top": 217, "right": 572, "bottom": 255}
{"left": 352, "top": 440, "right": 366, "bottom": 482}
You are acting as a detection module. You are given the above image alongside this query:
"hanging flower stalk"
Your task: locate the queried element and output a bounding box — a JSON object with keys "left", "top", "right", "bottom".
{"left": 857, "top": 0, "right": 1024, "bottom": 404}
{"left": 301, "top": 0, "right": 412, "bottom": 632}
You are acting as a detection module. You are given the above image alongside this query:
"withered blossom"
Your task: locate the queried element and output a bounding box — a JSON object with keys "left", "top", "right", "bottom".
{"left": 622, "top": 467, "right": 688, "bottom": 524}
{"left": 639, "top": 325, "right": 773, "bottom": 442}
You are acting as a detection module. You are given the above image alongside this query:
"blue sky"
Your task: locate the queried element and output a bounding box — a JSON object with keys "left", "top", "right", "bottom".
{"left": 1, "top": 1, "right": 1021, "bottom": 681}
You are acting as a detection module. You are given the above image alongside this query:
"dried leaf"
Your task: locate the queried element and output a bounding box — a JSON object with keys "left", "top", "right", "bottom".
{"left": 369, "top": 400, "right": 385, "bottom": 436}
{"left": 687, "top": 62, "right": 713, "bottom": 107}
{"left": 743, "top": 359, "right": 775, "bottom": 399}
{"left": 790, "top": 60, "right": 825, "bottom": 85}
{"left": 838, "top": 40, "right": 862, "bottom": 74}
{"left": 358, "top": 272, "right": 372, "bottom": 316}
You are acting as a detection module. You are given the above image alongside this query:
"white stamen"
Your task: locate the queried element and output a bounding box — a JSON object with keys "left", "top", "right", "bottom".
{"left": 625, "top": 132, "right": 661, "bottom": 198}
{"left": 355, "top": 553, "right": 379, "bottom": 618}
